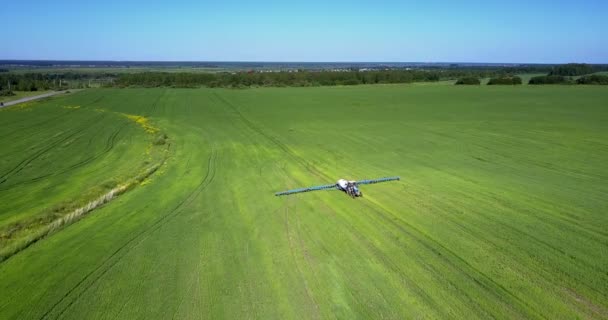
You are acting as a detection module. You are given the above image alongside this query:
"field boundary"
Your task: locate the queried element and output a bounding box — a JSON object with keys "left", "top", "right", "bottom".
{"left": 0, "top": 160, "right": 166, "bottom": 262}
{"left": 39, "top": 144, "right": 218, "bottom": 320}
{"left": 0, "top": 90, "right": 80, "bottom": 109}
{"left": 0, "top": 101, "right": 171, "bottom": 262}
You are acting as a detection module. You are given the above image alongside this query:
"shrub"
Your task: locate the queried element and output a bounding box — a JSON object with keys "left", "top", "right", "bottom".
{"left": 455, "top": 77, "right": 480, "bottom": 85}
{"left": 576, "top": 74, "right": 608, "bottom": 85}
{"left": 0, "top": 90, "right": 15, "bottom": 97}
{"left": 153, "top": 133, "right": 168, "bottom": 145}
{"left": 528, "top": 75, "right": 570, "bottom": 85}
{"left": 487, "top": 76, "right": 522, "bottom": 85}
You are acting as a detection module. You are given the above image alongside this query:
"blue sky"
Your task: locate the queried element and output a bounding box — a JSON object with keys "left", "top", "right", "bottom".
{"left": 1, "top": 0, "right": 606, "bottom": 63}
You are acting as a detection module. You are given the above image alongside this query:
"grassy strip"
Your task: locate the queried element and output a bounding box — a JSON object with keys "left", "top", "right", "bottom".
{"left": 0, "top": 160, "right": 166, "bottom": 262}
{"left": 0, "top": 90, "right": 54, "bottom": 104}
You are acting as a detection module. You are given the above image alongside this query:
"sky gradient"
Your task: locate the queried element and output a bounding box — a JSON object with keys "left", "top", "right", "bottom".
{"left": 1, "top": 0, "right": 606, "bottom": 63}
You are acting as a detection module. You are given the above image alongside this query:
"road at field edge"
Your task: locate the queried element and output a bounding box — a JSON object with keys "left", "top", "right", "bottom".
{"left": 0, "top": 90, "right": 80, "bottom": 109}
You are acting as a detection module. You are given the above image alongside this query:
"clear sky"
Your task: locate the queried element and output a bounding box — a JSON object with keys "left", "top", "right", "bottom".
{"left": 1, "top": 0, "right": 606, "bottom": 63}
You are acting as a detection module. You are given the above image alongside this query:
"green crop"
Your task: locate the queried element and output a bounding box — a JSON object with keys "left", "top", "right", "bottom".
{"left": 0, "top": 85, "right": 607, "bottom": 319}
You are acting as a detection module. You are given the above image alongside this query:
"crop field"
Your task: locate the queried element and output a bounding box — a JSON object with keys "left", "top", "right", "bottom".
{"left": 0, "top": 85, "right": 607, "bottom": 319}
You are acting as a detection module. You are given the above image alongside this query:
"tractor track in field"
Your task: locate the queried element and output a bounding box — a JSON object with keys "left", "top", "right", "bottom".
{"left": 267, "top": 106, "right": 605, "bottom": 313}
{"left": 0, "top": 96, "right": 103, "bottom": 169}
{"left": 0, "top": 94, "right": 106, "bottom": 159}
{"left": 214, "top": 93, "right": 393, "bottom": 315}
{"left": 419, "top": 179, "right": 608, "bottom": 295}
{"left": 209, "top": 94, "right": 513, "bottom": 317}
{"left": 213, "top": 93, "right": 372, "bottom": 316}
{"left": 212, "top": 93, "right": 331, "bottom": 182}
{"left": 39, "top": 144, "right": 217, "bottom": 320}
{"left": 430, "top": 196, "right": 608, "bottom": 302}
{"left": 0, "top": 122, "right": 128, "bottom": 191}
{"left": 407, "top": 183, "right": 608, "bottom": 299}
{"left": 210, "top": 90, "right": 544, "bottom": 317}
{"left": 283, "top": 198, "right": 321, "bottom": 319}
{"left": 340, "top": 210, "right": 453, "bottom": 318}
{"left": 0, "top": 113, "right": 108, "bottom": 186}
{"left": 1, "top": 90, "right": 158, "bottom": 189}
{"left": 0, "top": 109, "right": 77, "bottom": 140}
{"left": 339, "top": 199, "right": 496, "bottom": 317}
{"left": 0, "top": 94, "right": 105, "bottom": 135}
{"left": 361, "top": 199, "right": 547, "bottom": 319}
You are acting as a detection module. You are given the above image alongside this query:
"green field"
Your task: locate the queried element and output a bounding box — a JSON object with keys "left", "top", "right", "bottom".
{"left": 0, "top": 85, "right": 607, "bottom": 319}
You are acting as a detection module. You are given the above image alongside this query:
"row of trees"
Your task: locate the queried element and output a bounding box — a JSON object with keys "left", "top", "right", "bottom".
{"left": 0, "top": 72, "right": 114, "bottom": 93}
{"left": 4, "top": 69, "right": 493, "bottom": 91}
{"left": 114, "top": 70, "right": 448, "bottom": 87}
{"left": 549, "top": 63, "right": 596, "bottom": 76}
{"left": 113, "top": 64, "right": 608, "bottom": 88}
{"left": 455, "top": 76, "right": 523, "bottom": 85}
{"left": 113, "top": 68, "right": 554, "bottom": 88}
{"left": 1, "top": 65, "right": 606, "bottom": 92}
{"left": 455, "top": 74, "right": 608, "bottom": 85}
{"left": 576, "top": 74, "right": 608, "bottom": 85}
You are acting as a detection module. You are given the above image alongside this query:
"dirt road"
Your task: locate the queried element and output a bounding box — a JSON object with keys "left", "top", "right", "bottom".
{"left": 0, "top": 90, "right": 78, "bottom": 109}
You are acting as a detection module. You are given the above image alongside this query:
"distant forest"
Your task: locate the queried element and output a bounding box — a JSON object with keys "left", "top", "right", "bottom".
{"left": 1, "top": 64, "right": 607, "bottom": 94}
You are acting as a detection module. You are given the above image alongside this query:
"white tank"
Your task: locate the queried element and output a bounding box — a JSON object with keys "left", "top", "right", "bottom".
{"left": 337, "top": 179, "right": 348, "bottom": 189}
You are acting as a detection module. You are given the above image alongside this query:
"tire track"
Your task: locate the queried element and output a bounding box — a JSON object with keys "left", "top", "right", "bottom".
{"left": 361, "top": 198, "right": 546, "bottom": 319}
{"left": 283, "top": 198, "right": 321, "bottom": 319}
{"left": 0, "top": 123, "right": 129, "bottom": 191}
{"left": 50, "top": 89, "right": 165, "bottom": 186}
{"left": 0, "top": 93, "right": 127, "bottom": 187}
{"left": 0, "top": 92, "right": 103, "bottom": 129}
{"left": 0, "top": 109, "right": 76, "bottom": 140}
{"left": 0, "top": 113, "right": 108, "bottom": 185}
{"left": 0, "top": 95, "right": 107, "bottom": 162}
{"left": 413, "top": 178, "right": 608, "bottom": 296}
{"left": 212, "top": 93, "right": 330, "bottom": 182}
{"left": 210, "top": 92, "right": 541, "bottom": 318}
{"left": 426, "top": 196, "right": 608, "bottom": 303}
{"left": 338, "top": 209, "right": 453, "bottom": 318}
{"left": 212, "top": 93, "right": 395, "bottom": 316}
{"left": 39, "top": 144, "right": 217, "bottom": 320}
{"left": 0, "top": 98, "right": 108, "bottom": 180}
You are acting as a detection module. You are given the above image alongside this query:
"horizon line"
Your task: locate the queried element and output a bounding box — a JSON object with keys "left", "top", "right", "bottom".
{"left": 1, "top": 59, "right": 606, "bottom": 65}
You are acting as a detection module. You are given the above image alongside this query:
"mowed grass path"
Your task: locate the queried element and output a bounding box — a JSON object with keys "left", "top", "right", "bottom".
{"left": 0, "top": 86, "right": 607, "bottom": 319}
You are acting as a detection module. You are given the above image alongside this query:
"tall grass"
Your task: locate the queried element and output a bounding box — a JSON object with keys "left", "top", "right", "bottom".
{"left": 0, "top": 162, "right": 164, "bottom": 262}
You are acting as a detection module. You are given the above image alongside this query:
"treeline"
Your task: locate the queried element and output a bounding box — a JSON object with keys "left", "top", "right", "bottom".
{"left": 454, "top": 76, "right": 523, "bottom": 85}
{"left": 549, "top": 63, "right": 596, "bottom": 76}
{"left": 0, "top": 72, "right": 114, "bottom": 94}
{"left": 0, "top": 74, "right": 55, "bottom": 92}
{"left": 1, "top": 64, "right": 607, "bottom": 92}
{"left": 111, "top": 64, "right": 608, "bottom": 88}
{"left": 455, "top": 74, "right": 608, "bottom": 86}
{"left": 3, "top": 69, "right": 507, "bottom": 91}
{"left": 114, "top": 70, "right": 448, "bottom": 87}
{"left": 113, "top": 68, "right": 564, "bottom": 88}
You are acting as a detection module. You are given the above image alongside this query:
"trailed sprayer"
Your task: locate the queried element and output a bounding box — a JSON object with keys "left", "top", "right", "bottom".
{"left": 275, "top": 176, "right": 400, "bottom": 198}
